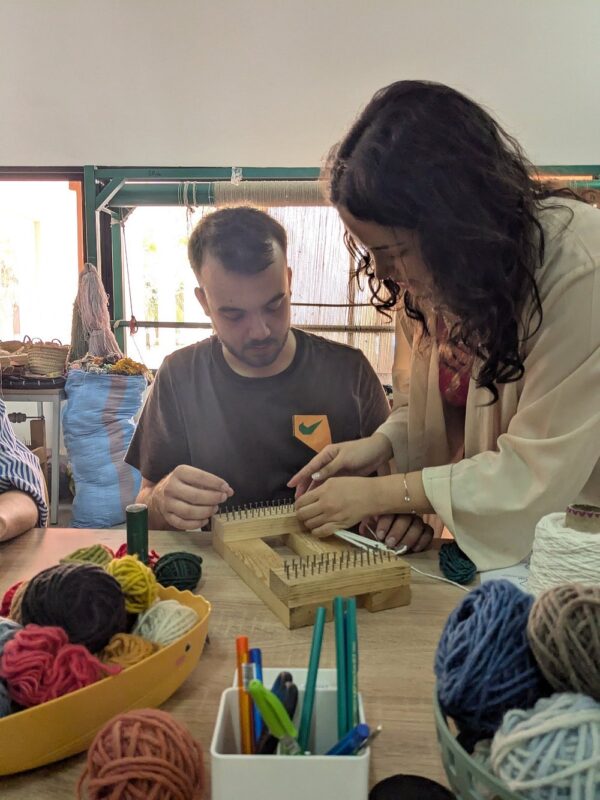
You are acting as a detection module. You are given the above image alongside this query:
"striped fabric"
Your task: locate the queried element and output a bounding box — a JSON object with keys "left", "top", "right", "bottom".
{"left": 0, "top": 399, "right": 48, "bottom": 526}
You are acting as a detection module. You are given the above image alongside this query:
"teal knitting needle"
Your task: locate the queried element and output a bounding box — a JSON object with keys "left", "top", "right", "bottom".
{"left": 298, "top": 606, "right": 326, "bottom": 752}
{"left": 345, "top": 597, "right": 359, "bottom": 730}
{"left": 334, "top": 596, "right": 348, "bottom": 738}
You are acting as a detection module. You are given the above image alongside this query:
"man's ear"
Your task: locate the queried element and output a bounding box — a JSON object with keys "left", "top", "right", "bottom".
{"left": 194, "top": 286, "right": 210, "bottom": 317}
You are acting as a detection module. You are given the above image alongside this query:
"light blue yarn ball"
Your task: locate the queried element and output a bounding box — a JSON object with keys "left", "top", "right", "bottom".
{"left": 0, "top": 680, "right": 11, "bottom": 717}
{"left": 490, "top": 693, "right": 600, "bottom": 800}
{"left": 0, "top": 616, "right": 21, "bottom": 659}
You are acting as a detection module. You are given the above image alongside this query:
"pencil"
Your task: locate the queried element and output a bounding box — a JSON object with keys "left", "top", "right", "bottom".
{"left": 345, "top": 598, "right": 359, "bottom": 730}
{"left": 236, "top": 636, "right": 254, "bottom": 754}
{"left": 298, "top": 606, "right": 326, "bottom": 752}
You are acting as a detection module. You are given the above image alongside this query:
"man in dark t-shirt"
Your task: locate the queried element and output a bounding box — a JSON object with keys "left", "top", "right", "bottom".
{"left": 125, "top": 207, "right": 390, "bottom": 531}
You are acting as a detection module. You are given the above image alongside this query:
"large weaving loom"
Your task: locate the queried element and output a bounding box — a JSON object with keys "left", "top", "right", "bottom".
{"left": 212, "top": 501, "right": 411, "bottom": 629}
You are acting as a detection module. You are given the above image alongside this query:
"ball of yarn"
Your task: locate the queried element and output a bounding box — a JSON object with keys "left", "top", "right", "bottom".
{"left": 0, "top": 624, "right": 121, "bottom": 707}
{"left": 78, "top": 708, "right": 206, "bottom": 799}
{"left": 61, "top": 543, "right": 115, "bottom": 567}
{"left": 0, "top": 681, "right": 11, "bottom": 718}
{"left": 100, "top": 633, "right": 158, "bottom": 668}
{"left": 21, "top": 563, "right": 127, "bottom": 653}
{"left": 0, "top": 616, "right": 21, "bottom": 659}
{"left": 0, "top": 581, "right": 22, "bottom": 617}
{"left": 8, "top": 580, "right": 29, "bottom": 623}
{"left": 435, "top": 580, "right": 548, "bottom": 739}
{"left": 154, "top": 552, "right": 203, "bottom": 592}
{"left": 369, "top": 775, "right": 455, "bottom": 800}
{"left": 490, "top": 693, "right": 600, "bottom": 799}
{"left": 133, "top": 600, "right": 198, "bottom": 646}
{"left": 527, "top": 582, "right": 600, "bottom": 701}
{"left": 114, "top": 543, "right": 161, "bottom": 569}
{"left": 438, "top": 541, "right": 477, "bottom": 585}
{"left": 106, "top": 555, "right": 158, "bottom": 614}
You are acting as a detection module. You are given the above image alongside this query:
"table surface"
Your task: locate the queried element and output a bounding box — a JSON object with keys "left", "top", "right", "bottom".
{"left": 0, "top": 528, "right": 465, "bottom": 799}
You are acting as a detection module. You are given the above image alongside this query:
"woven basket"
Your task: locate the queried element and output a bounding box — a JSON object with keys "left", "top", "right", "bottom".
{"left": 27, "top": 339, "right": 70, "bottom": 376}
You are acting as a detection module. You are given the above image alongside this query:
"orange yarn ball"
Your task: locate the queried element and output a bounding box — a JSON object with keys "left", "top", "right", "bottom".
{"left": 78, "top": 708, "right": 206, "bottom": 800}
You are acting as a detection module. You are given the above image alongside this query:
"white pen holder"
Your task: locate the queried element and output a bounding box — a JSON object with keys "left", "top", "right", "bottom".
{"left": 211, "top": 668, "right": 370, "bottom": 800}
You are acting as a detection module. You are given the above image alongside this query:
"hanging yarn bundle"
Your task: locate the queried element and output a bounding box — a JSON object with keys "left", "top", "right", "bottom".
{"left": 0, "top": 581, "right": 22, "bottom": 617}
{"left": 438, "top": 541, "right": 477, "bottom": 585}
{"left": 527, "top": 507, "right": 600, "bottom": 596}
{"left": 76, "top": 263, "right": 122, "bottom": 358}
{"left": 77, "top": 708, "right": 206, "bottom": 800}
{"left": 133, "top": 600, "right": 199, "bottom": 647}
{"left": 105, "top": 555, "right": 158, "bottom": 614}
{"left": 435, "top": 580, "right": 549, "bottom": 741}
{"left": 61, "top": 543, "right": 115, "bottom": 567}
{"left": 8, "top": 580, "right": 29, "bottom": 624}
{"left": 0, "top": 625, "right": 121, "bottom": 707}
{"left": 154, "top": 552, "right": 203, "bottom": 592}
{"left": 20, "top": 563, "right": 127, "bottom": 653}
{"left": 100, "top": 633, "right": 158, "bottom": 668}
{"left": 0, "top": 617, "right": 21, "bottom": 659}
{"left": 527, "top": 582, "right": 600, "bottom": 701}
{"left": 490, "top": 693, "right": 600, "bottom": 800}
{"left": 114, "top": 543, "right": 161, "bottom": 569}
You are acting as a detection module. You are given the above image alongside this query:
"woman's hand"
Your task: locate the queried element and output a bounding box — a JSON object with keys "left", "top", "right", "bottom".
{"left": 295, "top": 477, "right": 380, "bottom": 538}
{"left": 288, "top": 434, "right": 393, "bottom": 498}
{"left": 360, "top": 513, "right": 434, "bottom": 553}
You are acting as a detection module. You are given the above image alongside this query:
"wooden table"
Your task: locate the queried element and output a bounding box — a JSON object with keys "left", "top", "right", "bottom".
{"left": 0, "top": 528, "right": 464, "bottom": 799}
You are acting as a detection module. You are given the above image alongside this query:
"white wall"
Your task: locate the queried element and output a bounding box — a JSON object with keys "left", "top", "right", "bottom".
{"left": 1, "top": 0, "right": 599, "bottom": 167}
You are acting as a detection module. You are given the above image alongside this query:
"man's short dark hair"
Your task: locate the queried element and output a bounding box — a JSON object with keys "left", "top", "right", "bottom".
{"left": 188, "top": 206, "right": 287, "bottom": 276}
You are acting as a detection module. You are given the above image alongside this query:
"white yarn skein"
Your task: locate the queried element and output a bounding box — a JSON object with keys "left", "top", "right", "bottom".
{"left": 133, "top": 600, "right": 198, "bottom": 646}
{"left": 527, "top": 512, "right": 600, "bottom": 596}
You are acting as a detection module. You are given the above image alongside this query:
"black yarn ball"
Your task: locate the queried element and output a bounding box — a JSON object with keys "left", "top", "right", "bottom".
{"left": 154, "top": 552, "right": 203, "bottom": 592}
{"left": 21, "top": 562, "right": 127, "bottom": 653}
{"left": 369, "top": 775, "right": 455, "bottom": 800}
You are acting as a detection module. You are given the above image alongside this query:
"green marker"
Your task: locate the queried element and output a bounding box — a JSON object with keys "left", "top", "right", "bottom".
{"left": 126, "top": 503, "right": 149, "bottom": 564}
{"left": 247, "top": 679, "right": 302, "bottom": 755}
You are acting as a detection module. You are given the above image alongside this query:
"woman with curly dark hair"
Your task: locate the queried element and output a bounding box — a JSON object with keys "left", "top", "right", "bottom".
{"left": 290, "top": 80, "right": 600, "bottom": 570}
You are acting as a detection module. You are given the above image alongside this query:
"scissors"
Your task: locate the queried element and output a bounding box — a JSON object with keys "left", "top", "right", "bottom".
{"left": 256, "top": 672, "right": 299, "bottom": 755}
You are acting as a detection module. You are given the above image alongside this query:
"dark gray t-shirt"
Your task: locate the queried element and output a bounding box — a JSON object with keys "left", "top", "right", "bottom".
{"left": 125, "top": 329, "right": 390, "bottom": 508}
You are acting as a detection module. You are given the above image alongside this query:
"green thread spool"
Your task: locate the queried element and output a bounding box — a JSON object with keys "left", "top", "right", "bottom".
{"left": 60, "top": 544, "right": 114, "bottom": 567}
{"left": 126, "top": 504, "right": 149, "bottom": 565}
{"left": 154, "top": 552, "right": 203, "bottom": 592}
{"left": 439, "top": 541, "right": 477, "bottom": 585}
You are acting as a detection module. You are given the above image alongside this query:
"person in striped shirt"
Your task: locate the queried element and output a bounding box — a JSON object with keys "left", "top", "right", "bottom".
{"left": 0, "top": 399, "right": 48, "bottom": 541}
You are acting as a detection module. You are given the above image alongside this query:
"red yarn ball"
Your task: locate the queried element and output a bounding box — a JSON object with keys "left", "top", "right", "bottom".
{"left": 78, "top": 708, "right": 206, "bottom": 799}
{"left": 0, "top": 582, "right": 22, "bottom": 617}
{"left": 0, "top": 624, "right": 121, "bottom": 707}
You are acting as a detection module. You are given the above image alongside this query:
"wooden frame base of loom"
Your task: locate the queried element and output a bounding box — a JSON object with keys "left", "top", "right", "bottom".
{"left": 212, "top": 505, "right": 411, "bottom": 629}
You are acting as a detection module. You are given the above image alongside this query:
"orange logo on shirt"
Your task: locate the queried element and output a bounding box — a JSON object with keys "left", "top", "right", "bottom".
{"left": 293, "top": 415, "right": 332, "bottom": 453}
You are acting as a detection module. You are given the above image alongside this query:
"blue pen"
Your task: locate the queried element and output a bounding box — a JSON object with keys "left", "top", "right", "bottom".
{"left": 249, "top": 648, "right": 264, "bottom": 741}
{"left": 326, "top": 723, "right": 370, "bottom": 756}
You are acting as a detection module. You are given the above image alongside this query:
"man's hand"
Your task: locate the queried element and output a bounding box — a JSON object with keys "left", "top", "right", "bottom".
{"left": 150, "top": 465, "right": 233, "bottom": 531}
{"left": 360, "top": 513, "right": 434, "bottom": 553}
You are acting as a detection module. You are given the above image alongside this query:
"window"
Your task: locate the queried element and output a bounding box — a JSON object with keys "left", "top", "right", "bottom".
{"left": 121, "top": 204, "right": 394, "bottom": 382}
{"left": 0, "top": 181, "right": 81, "bottom": 344}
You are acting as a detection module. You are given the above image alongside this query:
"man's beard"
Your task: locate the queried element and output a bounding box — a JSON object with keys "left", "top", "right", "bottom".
{"left": 220, "top": 334, "right": 288, "bottom": 368}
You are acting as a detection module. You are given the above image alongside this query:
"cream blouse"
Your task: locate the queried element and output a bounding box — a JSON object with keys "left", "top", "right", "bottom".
{"left": 377, "top": 198, "right": 600, "bottom": 570}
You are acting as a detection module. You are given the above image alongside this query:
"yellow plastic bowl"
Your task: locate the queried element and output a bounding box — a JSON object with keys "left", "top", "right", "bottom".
{"left": 0, "top": 585, "right": 211, "bottom": 776}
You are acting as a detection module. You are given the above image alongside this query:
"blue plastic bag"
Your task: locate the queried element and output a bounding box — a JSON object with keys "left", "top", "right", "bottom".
{"left": 63, "top": 370, "right": 145, "bottom": 528}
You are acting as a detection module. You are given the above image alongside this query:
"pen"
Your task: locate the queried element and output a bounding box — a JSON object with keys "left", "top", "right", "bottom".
{"left": 326, "top": 723, "right": 370, "bottom": 756}
{"left": 334, "top": 596, "right": 348, "bottom": 738}
{"left": 298, "top": 606, "right": 326, "bottom": 753}
{"left": 249, "top": 647, "right": 264, "bottom": 741}
{"left": 236, "top": 636, "right": 254, "bottom": 754}
{"left": 247, "top": 679, "right": 302, "bottom": 755}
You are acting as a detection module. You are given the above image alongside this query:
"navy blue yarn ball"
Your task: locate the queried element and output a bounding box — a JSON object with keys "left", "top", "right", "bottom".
{"left": 435, "top": 580, "right": 549, "bottom": 739}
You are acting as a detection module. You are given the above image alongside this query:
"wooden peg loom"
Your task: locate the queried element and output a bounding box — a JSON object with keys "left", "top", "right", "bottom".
{"left": 212, "top": 500, "right": 411, "bottom": 629}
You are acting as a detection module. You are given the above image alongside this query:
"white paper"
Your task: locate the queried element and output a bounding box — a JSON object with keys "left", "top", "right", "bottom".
{"left": 479, "top": 555, "right": 531, "bottom": 592}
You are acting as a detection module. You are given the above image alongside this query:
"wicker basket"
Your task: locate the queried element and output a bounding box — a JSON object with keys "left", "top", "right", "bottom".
{"left": 434, "top": 691, "right": 524, "bottom": 800}
{"left": 27, "top": 339, "right": 69, "bottom": 376}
